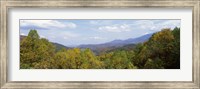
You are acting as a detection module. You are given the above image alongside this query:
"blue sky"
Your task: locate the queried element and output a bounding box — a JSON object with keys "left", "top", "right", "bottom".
{"left": 20, "top": 19, "right": 180, "bottom": 47}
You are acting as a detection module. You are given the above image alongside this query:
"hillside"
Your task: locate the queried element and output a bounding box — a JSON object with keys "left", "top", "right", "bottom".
{"left": 21, "top": 33, "right": 153, "bottom": 54}
{"left": 79, "top": 33, "right": 152, "bottom": 48}
{"left": 20, "top": 27, "right": 180, "bottom": 69}
{"left": 52, "top": 43, "right": 71, "bottom": 51}
{"left": 78, "top": 33, "right": 153, "bottom": 55}
{"left": 20, "top": 35, "right": 70, "bottom": 51}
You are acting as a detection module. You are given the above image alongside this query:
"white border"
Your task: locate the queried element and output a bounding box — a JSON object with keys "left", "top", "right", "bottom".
{"left": 8, "top": 8, "right": 192, "bottom": 81}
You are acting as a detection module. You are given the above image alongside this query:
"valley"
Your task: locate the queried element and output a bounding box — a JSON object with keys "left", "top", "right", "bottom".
{"left": 20, "top": 27, "right": 180, "bottom": 69}
{"left": 21, "top": 33, "right": 153, "bottom": 55}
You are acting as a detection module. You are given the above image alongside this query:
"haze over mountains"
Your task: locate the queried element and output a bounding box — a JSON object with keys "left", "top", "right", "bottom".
{"left": 78, "top": 33, "right": 153, "bottom": 49}
{"left": 21, "top": 32, "right": 153, "bottom": 54}
{"left": 77, "top": 33, "right": 153, "bottom": 54}
{"left": 20, "top": 19, "right": 181, "bottom": 69}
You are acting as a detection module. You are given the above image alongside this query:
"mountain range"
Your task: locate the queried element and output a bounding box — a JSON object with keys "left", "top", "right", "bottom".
{"left": 78, "top": 33, "right": 153, "bottom": 49}
{"left": 78, "top": 33, "right": 153, "bottom": 54}
{"left": 20, "top": 33, "right": 153, "bottom": 54}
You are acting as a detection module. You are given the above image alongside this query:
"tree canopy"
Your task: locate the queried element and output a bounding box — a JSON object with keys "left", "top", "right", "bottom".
{"left": 20, "top": 28, "right": 180, "bottom": 69}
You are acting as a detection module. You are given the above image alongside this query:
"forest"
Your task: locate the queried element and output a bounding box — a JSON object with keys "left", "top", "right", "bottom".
{"left": 20, "top": 27, "right": 180, "bottom": 69}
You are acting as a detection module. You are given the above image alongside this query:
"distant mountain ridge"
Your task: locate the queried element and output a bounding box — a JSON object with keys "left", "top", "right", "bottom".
{"left": 78, "top": 33, "right": 153, "bottom": 55}
{"left": 78, "top": 33, "right": 153, "bottom": 49}
{"left": 20, "top": 33, "right": 153, "bottom": 55}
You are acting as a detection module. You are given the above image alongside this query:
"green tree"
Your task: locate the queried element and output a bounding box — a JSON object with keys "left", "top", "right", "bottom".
{"left": 132, "top": 28, "right": 180, "bottom": 69}
{"left": 167, "top": 27, "right": 180, "bottom": 68}
{"left": 20, "top": 29, "right": 55, "bottom": 69}
{"left": 20, "top": 27, "right": 180, "bottom": 69}
{"left": 81, "top": 48, "right": 103, "bottom": 69}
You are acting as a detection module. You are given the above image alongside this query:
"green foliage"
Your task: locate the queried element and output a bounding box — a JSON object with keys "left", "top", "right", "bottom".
{"left": 20, "top": 29, "right": 55, "bottom": 69}
{"left": 132, "top": 27, "right": 180, "bottom": 69}
{"left": 20, "top": 27, "right": 180, "bottom": 69}
{"left": 28, "top": 30, "right": 40, "bottom": 39}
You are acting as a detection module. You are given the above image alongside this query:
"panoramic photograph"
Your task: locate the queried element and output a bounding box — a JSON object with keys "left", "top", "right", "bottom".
{"left": 20, "top": 19, "right": 180, "bottom": 69}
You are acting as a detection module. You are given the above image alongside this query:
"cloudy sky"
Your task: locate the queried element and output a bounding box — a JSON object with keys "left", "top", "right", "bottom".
{"left": 20, "top": 19, "right": 180, "bottom": 47}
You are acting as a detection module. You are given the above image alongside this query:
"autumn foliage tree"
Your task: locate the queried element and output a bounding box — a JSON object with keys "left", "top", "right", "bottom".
{"left": 20, "top": 30, "right": 56, "bottom": 69}
{"left": 132, "top": 27, "right": 180, "bottom": 69}
{"left": 20, "top": 27, "right": 180, "bottom": 69}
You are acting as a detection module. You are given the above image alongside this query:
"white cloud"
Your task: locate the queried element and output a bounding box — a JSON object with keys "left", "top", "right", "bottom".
{"left": 149, "top": 20, "right": 181, "bottom": 31}
{"left": 92, "top": 20, "right": 180, "bottom": 33}
{"left": 63, "top": 37, "right": 68, "bottom": 39}
{"left": 44, "top": 30, "right": 79, "bottom": 41}
{"left": 89, "top": 36, "right": 105, "bottom": 40}
{"left": 20, "top": 20, "right": 76, "bottom": 30}
{"left": 158, "top": 20, "right": 180, "bottom": 28}
{"left": 144, "top": 32, "right": 149, "bottom": 35}
{"left": 89, "top": 20, "right": 113, "bottom": 25}
{"left": 40, "top": 35, "right": 46, "bottom": 38}
{"left": 60, "top": 31, "right": 80, "bottom": 40}
{"left": 131, "top": 20, "right": 180, "bottom": 31}
{"left": 90, "top": 20, "right": 99, "bottom": 25}
{"left": 131, "top": 20, "right": 156, "bottom": 30}
{"left": 62, "top": 32, "right": 79, "bottom": 37}
{"left": 20, "top": 33, "right": 25, "bottom": 36}
{"left": 98, "top": 24, "right": 131, "bottom": 32}
{"left": 50, "top": 36, "right": 56, "bottom": 39}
